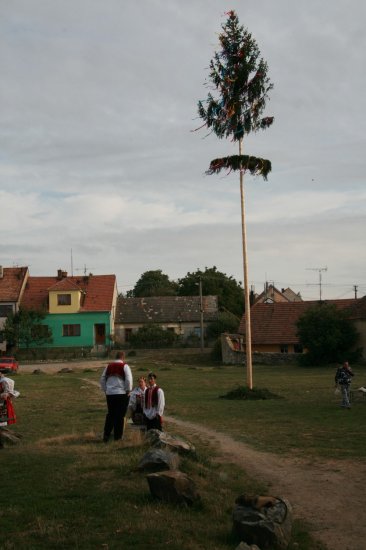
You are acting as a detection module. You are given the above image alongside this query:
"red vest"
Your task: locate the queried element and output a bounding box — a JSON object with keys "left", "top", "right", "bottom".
{"left": 105, "top": 361, "right": 126, "bottom": 379}
{"left": 145, "top": 385, "right": 159, "bottom": 408}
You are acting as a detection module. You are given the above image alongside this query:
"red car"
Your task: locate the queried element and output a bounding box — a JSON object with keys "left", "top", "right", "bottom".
{"left": 0, "top": 357, "right": 19, "bottom": 373}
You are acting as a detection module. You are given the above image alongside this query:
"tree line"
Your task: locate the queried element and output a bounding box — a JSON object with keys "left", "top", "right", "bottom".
{"left": 125, "top": 266, "right": 245, "bottom": 319}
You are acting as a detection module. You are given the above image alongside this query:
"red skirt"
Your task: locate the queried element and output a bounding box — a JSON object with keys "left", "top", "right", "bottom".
{"left": 0, "top": 398, "right": 16, "bottom": 425}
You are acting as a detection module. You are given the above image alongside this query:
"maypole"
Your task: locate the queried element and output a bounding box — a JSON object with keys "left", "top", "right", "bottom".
{"left": 196, "top": 10, "right": 274, "bottom": 388}
{"left": 239, "top": 138, "right": 253, "bottom": 388}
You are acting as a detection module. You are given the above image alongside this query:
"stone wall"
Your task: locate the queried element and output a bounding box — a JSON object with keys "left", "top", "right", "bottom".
{"left": 221, "top": 334, "right": 299, "bottom": 365}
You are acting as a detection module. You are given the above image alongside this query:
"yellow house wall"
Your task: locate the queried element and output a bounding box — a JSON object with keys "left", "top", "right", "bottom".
{"left": 49, "top": 291, "right": 81, "bottom": 314}
{"left": 252, "top": 343, "right": 297, "bottom": 353}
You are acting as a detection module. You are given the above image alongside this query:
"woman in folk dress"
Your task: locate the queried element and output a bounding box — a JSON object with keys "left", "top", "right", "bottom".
{"left": 0, "top": 373, "right": 19, "bottom": 427}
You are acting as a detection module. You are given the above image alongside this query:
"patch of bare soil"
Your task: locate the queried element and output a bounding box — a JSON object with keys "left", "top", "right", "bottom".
{"left": 165, "top": 416, "right": 366, "bottom": 550}
{"left": 18, "top": 359, "right": 106, "bottom": 375}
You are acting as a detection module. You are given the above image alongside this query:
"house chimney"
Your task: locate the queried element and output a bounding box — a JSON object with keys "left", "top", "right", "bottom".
{"left": 0, "top": 266, "right": 3, "bottom": 278}
{"left": 57, "top": 269, "right": 68, "bottom": 279}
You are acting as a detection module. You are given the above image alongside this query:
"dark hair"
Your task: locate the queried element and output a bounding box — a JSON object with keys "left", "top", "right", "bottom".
{"left": 148, "top": 372, "right": 157, "bottom": 379}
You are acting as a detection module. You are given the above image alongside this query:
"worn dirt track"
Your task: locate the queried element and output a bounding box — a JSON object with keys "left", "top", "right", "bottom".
{"left": 20, "top": 361, "right": 365, "bottom": 550}
{"left": 164, "top": 416, "right": 366, "bottom": 550}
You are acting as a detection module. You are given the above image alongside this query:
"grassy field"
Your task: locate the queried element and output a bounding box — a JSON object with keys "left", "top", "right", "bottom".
{"left": 1, "top": 352, "right": 365, "bottom": 549}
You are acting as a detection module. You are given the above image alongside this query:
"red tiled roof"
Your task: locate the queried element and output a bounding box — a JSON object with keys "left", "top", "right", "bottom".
{"left": 345, "top": 295, "right": 366, "bottom": 319}
{"left": 21, "top": 274, "right": 116, "bottom": 312}
{"left": 0, "top": 267, "right": 29, "bottom": 302}
{"left": 116, "top": 296, "right": 219, "bottom": 324}
{"left": 48, "top": 279, "right": 81, "bottom": 291}
{"left": 238, "top": 299, "right": 358, "bottom": 345}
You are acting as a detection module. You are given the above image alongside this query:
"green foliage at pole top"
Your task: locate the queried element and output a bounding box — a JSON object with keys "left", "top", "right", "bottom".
{"left": 198, "top": 10, "right": 274, "bottom": 144}
{"left": 208, "top": 154, "right": 271, "bottom": 179}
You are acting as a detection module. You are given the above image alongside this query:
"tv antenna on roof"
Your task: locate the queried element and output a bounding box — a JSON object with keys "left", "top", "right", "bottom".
{"left": 306, "top": 266, "right": 327, "bottom": 301}
{"left": 75, "top": 264, "right": 94, "bottom": 276}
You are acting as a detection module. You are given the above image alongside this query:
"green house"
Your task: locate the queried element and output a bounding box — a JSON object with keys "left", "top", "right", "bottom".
{"left": 21, "top": 270, "right": 118, "bottom": 352}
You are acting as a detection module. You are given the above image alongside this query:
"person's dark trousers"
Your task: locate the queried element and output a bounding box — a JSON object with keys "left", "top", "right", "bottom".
{"left": 103, "top": 394, "right": 129, "bottom": 441}
{"left": 144, "top": 414, "right": 163, "bottom": 432}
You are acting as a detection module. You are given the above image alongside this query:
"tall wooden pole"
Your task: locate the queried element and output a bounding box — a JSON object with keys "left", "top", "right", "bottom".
{"left": 199, "top": 276, "right": 204, "bottom": 351}
{"left": 239, "top": 138, "right": 253, "bottom": 389}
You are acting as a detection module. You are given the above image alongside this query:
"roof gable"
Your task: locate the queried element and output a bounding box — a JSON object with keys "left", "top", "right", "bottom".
{"left": 254, "top": 284, "right": 302, "bottom": 304}
{"left": 22, "top": 274, "right": 116, "bottom": 312}
{"left": 48, "top": 278, "right": 82, "bottom": 292}
{"left": 0, "top": 267, "right": 29, "bottom": 303}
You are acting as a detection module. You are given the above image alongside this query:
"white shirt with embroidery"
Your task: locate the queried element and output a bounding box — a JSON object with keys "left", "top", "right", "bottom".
{"left": 143, "top": 384, "right": 165, "bottom": 419}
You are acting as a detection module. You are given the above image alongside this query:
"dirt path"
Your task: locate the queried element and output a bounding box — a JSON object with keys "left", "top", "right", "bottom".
{"left": 20, "top": 362, "right": 365, "bottom": 549}
{"left": 164, "top": 416, "right": 366, "bottom": 550}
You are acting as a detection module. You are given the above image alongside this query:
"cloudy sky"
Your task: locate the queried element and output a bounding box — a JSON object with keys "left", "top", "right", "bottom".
{"left": 1, "top": 0, "right": 365, "bottom": 300}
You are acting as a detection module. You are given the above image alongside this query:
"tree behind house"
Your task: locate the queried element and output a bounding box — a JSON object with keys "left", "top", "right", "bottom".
{"left": 296, "top": 303, "right": 361, "bottom": 365}
{"left": 178, "top": 266, "right": 244, "bottom": 317}
{"left": 127, "top": 270, "right": 178, "bottom": 297}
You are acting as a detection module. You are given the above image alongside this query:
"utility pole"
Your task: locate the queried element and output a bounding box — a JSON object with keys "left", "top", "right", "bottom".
{"left": 354, "top": 285, "right": 358, "bottom": 299}
{"left": 306, "top": 267, "right": 327, "bottom": 301}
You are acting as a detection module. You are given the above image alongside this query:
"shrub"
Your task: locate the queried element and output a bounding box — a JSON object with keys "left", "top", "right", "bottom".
{"left": 129, "top": 324, "right": 178, "bottom": 349}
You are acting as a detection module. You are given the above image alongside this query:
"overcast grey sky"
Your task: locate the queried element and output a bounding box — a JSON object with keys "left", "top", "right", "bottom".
{"left": 1, "top": 0, "right": 365, "bottom": 300}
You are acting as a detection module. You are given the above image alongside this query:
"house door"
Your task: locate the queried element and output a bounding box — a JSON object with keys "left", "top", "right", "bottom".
{"left": 94, "top": 324, "right": 106, "bottom": 345}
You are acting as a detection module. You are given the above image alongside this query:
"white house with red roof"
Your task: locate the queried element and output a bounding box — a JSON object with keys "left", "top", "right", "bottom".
{"left": 20, "top": 269, "right": 118, "bottom": 351}
{"left": 0, "top": 266, "right": 29, "bottom": 352}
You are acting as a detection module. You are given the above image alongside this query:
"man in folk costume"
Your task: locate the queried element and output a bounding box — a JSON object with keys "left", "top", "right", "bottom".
{"left": 100, "top": 351, "right": 132, "bottom": 442}
{"left": 0, "top": 373, "right": 19, "bottom": 428}
{"left": 143, "top": 372, "right": 165, "bottom": 431}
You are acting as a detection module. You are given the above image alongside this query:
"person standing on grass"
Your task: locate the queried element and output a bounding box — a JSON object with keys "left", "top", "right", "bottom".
{"left": 0, "top": 373, "right": 19, "bottom": 428}
{"left": 100, "top": 351, "right": 132, "bottom": 442}
{"left": 127, "top": 376, "right": 147, "bottom": 425}
{"left": 143, "top": 372, "right": 165, "bottom": 431}
{"left": 335, "top": 361, "right": 354, "bottom": 409}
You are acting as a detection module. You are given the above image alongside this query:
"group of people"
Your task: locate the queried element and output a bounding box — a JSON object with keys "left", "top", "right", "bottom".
{"left": 1, "top": 352, "right": 359, "bottom": 446}
{"left": 100, "top": 351, "right": 165, "bottom": 442}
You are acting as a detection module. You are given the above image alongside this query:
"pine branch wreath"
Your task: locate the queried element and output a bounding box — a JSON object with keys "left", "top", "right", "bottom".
{"left": 207, "top": 155, "right": 271, "bottom": 179}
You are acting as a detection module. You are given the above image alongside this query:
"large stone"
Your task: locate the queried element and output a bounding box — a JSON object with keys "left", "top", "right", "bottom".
{"left": 0, "top": 428, "right": 22, "bottom": 447}
{"left": 146, "top": 470, "right": 200, "bottom": 506}
{"left": 233, "top": 495, "right": 293, "bottom": 550}
{"left": 145, "top": 429, "right": 163, "bottom": 444}
{"left": 146, "top": 430, "right": 195, "bottom": 455}
{"left": 138, "top": 448, "right": 180, "bottom": 472}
